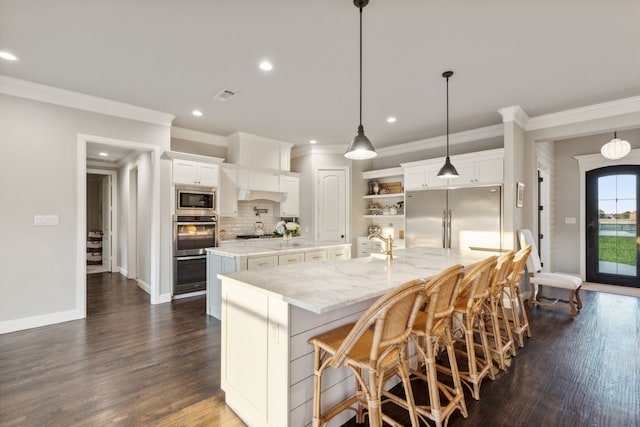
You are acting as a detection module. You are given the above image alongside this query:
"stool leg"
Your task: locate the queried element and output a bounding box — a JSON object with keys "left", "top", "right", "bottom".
{"left": 312, "top": 347, "right": 322, "bottom": 427}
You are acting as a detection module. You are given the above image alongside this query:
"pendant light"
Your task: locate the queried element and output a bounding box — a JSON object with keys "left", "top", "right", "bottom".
{"left": 437, "top": 71, "right": 459, "bottom": 178}
{"left": 601, "top": 131, "right": 631, "bottom": 160}
{"left": 344, "top": 0, "right": 377, "bottom": 160}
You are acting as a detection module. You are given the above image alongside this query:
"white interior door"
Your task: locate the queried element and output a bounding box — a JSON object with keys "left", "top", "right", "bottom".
{"left": 317, "top": 169, "right": 347, "bottom": 242}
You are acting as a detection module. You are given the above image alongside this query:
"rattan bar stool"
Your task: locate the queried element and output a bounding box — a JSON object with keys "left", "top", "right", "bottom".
{"left": 442, "top": 256, "right": 497, "bottom": 400}
{"left": 390, "top": 264, "right": 467, "bottom": 427}
{"left": 503, "top": 245, "right": 532, "bottom": 348}
{"left": 307, "top": 278, "right": 427, "bottom": 427}
{"left": 483, "top": 251, "right": 516, "bottom": 371}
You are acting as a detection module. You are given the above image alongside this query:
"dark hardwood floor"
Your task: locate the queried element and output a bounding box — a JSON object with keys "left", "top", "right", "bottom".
{"left": 0, "top": 273, "right": 244, "bottom": 427}
{"left": 1, "top": 274, "right": 639, "bottom": 427}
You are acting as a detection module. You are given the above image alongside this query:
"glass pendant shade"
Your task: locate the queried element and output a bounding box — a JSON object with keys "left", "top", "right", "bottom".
{"left": 437, "top": 156, "right": 459, "bottom": 178}
{"left": 601, "top": 132, "right": 631, "bottom": 160}
{"left": 345, "top": 125, "right": 377, "bottom": 160}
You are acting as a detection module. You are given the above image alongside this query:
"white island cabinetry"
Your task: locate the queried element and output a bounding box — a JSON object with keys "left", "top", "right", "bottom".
{"left": 219, "top": 247, "right": 489, "bottom": 427}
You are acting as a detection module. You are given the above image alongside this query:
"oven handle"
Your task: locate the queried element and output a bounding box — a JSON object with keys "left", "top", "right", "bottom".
{"left": 175, "top": 255, "right": 207, "bottom": 261}
{"left": 176, "top": 222, "right": 217, "bottom": 226}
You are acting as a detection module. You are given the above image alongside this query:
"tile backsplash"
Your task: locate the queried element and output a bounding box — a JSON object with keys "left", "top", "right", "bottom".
{"left": 219, "top": 201, "right": 290, "bottom": 239}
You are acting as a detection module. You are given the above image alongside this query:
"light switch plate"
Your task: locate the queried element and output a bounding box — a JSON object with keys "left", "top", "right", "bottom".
{"left": 565, "top": 217, "right": 576, "bottom": 224}
{"left": 34, "top": 215, "right": 59, "bottom": 226}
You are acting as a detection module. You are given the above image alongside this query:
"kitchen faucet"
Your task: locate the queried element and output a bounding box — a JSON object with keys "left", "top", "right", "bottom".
{"left": 367, "top": 232, "right": 394, "bottom": 262}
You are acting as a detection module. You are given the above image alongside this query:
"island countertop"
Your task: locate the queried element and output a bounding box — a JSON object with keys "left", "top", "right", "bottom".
{"left": 206, "top": 239, "right": 350, "bottom": 257}
{"left": 220, "top": 246, "right": 490, "bottom": 314}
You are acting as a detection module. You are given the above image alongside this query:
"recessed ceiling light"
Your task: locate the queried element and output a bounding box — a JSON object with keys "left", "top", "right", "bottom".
{"left": 98, "top": 152, "right": 109, "bottom": 157}
{"left": 259, "top": 61, "right": 273, "bottom": 71}
{"left": 309, "top": 140, "right": 317, "bottom": 144}
{"left": 192, "top": 110, "right": 203, "bottom": 117}
{"left": 386, "top": 116, "right": 397, "bottom": 123}
{"left": 0, "top": 51, "right": 18, "bottom": 61}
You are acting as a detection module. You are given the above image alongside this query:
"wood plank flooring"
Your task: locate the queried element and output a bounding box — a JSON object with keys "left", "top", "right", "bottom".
{"left": 1, "top": 274, "right": 639, "bottom": 427}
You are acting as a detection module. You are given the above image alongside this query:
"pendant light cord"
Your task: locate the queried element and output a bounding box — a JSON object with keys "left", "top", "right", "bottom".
{"left": 446, "top": 74, "right": 450, "bottom": 158}
{"left": 359, "top": 6, "right": 363, "bottom": 127}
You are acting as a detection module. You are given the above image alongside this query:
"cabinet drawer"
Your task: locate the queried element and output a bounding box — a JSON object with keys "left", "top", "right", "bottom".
{"left": 247, "top": 255, "right": 277, "bottom": 270}
{"left": 327, "top": 247, "right": 349, "bottom": 260}
{"left": 304, "top": 250, "right": 327, "bottom": 262}
{"left": 278, "top": 253, "right": 305, "bottom": 265}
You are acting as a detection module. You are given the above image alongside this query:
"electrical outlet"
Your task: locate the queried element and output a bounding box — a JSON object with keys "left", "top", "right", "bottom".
{"left": 34, "top": 215, "right": 59, "bottom": 226}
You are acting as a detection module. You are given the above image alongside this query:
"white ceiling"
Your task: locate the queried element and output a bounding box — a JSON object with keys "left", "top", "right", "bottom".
{"left": 1, "top": 0, "right": 639, "bottom": 151}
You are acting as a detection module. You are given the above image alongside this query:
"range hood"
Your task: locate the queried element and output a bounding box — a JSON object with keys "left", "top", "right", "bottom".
{"left": 237, "top": 188, "right": 288, "bottom": 203}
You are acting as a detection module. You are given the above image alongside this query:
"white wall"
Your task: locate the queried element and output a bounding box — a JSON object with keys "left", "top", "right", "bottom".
{"left": 0, "top": 93, "right": 170, "bottom": 332}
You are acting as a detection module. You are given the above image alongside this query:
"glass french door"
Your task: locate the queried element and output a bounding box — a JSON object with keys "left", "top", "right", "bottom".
{"left": 586, "top": 165, "right": 640, "bottom": 287}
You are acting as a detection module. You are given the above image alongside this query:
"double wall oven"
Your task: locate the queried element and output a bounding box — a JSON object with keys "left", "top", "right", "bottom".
{"left": 173, "top": 187, "right": 218, "bottom": 295}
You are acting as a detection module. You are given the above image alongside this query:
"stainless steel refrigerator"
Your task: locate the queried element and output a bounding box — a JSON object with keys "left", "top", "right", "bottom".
{"left": 405, "top": 186, "right": 502, "bottom": 252}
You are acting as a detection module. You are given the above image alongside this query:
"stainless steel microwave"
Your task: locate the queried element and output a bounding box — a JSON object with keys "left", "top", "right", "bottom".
{"left": 176, "top": 187, "right": 216, "bottom": 215}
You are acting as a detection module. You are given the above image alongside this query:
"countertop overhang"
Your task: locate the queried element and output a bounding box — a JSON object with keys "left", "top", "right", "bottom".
{"left": 219, "top": 246, "right": 489, "bottom": 314}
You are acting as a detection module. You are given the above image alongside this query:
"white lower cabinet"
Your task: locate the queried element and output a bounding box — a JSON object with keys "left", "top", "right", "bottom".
{"left": 327, "top": 246, "right": 349, "bottom": 260}
{"left": 278, "top": 253, "right": 305, "bottom": 265}
{"left": 247, "top": 255, "right": 278, "bottom": 270}
{"left": 304, "top": 250, "right": 328, "bottom": 262}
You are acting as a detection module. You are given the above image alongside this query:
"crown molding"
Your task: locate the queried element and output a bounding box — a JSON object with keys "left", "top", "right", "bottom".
{"left": 0, "top": 75, "right": 175, "bottom": 126}
{"left": 525, "top": 95, "right": 640, "bottom": 131}
{"left": 291, "top": 144, "right": 346, "bottom": 158}
{"left": 497, "top": 106, "right": 530, "bottom": 129}
{"left": 171, "top": 126, "right": 227, "bottom": 146}
{"left": 376, "top": 124, "right": 504, "bottom": 158}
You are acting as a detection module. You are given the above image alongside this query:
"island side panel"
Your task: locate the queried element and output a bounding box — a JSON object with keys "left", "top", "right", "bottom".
{"left": 221, "top": 278, "right": 270, "bottom": 427}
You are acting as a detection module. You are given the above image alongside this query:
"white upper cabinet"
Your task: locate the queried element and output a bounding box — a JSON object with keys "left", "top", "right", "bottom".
{"left": 402, "top": 148, "right": 503, "bottom": 190}
{"left": 404, "top": 164, "right": 447, "bottom": 190}
{"left": 227, "top": 132, "right": 293, "bottom": 171}
{"left": 278, "top": 174, "right": 300, "bottom": 217}
{"left": 173, "top": 159, "right": 219, "bottom": 187}
{"left": 218, "top": 165, "right": 238, "bottom": 216}
{"left": 454, "top": 156, "right": 503, "bottom": 185}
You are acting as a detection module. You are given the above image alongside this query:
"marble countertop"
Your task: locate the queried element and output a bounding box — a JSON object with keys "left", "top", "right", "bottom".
{"left": 207, "top": 239, "right": 351, "bottom": 257}
{"left": 219, "top": 247, "right": 491, "bottom": 314}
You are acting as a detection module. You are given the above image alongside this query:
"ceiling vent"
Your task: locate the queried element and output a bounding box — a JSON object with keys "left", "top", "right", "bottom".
{"left": 213, "top": 89, "right": 237, "bottom": 102}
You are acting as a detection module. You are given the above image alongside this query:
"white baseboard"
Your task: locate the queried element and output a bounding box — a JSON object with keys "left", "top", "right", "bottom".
{"left": 120, "top": 267, "right": 128, "bottom": 278}
{"left": 137, "top": 279, "right": 151, "bottom": 294}
{"left": 0, "top": 308, "right": 84, "bottom": 334}
{"left": 172, "top": 290, "right": 206, "bottom": 300}
{"left": 155, "top": 293, "right": 173, "bottom": 304}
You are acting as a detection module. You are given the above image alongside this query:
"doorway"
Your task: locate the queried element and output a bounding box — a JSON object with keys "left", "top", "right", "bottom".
{"left": 86, "top": 172, "right": 115, "bottom": 274}
{"left": 317, "top": 168, "right": 348, "bottom": 242}
{"left": 586, "top": 165, "right": 639, "bottom": 287}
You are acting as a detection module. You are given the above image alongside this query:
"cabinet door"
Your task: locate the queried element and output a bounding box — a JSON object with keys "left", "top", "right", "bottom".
{"left": 451, "top": 160, "right": 476, "bottom": 185}
{"left": 304, "top": 250, "right": 327, "bottom": 262}
{"left": 356, "top": 237, "right": 371, "bottom": 258}
{"left": 404, "top": 166, "right": 427, "bottom": 190}
{"left": 247, "top": 255, "right": 277, "bottom": 270}
{"left": 173, "top": 159, "right": 198, "bottom": 185}
{"left": 425, "top": 164, "right": 449, "bottom": 188}
{"left": 279, "top": 175, "right": 300, "bottom": 217}
{"left": 475, "top": 157, "right": 503, "bottom": 184}
{"left": 219, "top": 166, "right": 238, "bottom": 216}
{"left": 278, "top": 253, "right": 304, "bottom": 265}
{"left": 198, "top": 164, "right": 219, "bottom": 187}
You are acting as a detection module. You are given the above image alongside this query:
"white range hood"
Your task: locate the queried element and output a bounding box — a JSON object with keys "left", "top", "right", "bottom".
{"left": 237, "top": 188, "right": 288, "bottom": 203}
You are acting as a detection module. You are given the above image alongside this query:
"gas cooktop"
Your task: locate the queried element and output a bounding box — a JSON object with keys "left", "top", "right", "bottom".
{"left": 235, "top": 234, "right": 279, "bottom": 240}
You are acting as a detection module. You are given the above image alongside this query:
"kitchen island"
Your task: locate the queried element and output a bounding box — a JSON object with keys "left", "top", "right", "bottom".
{"left": 206, "top": 239, "right": 351, "bottom": 319}
{"left": 218, "top": 246, "right": 490, "bottom": 427}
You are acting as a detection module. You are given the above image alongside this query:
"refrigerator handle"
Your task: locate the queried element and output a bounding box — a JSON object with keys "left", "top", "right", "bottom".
{"left": 441, "top": 209, "right": 447, "bottom": 248}
{"left": 447, "top": 209, "right": 452, "bottom": 248}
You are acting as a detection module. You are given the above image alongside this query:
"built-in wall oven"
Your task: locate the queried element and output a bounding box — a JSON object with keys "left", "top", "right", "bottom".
{"left": 173, "top": 187, "right": 218, "bottom": 295}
